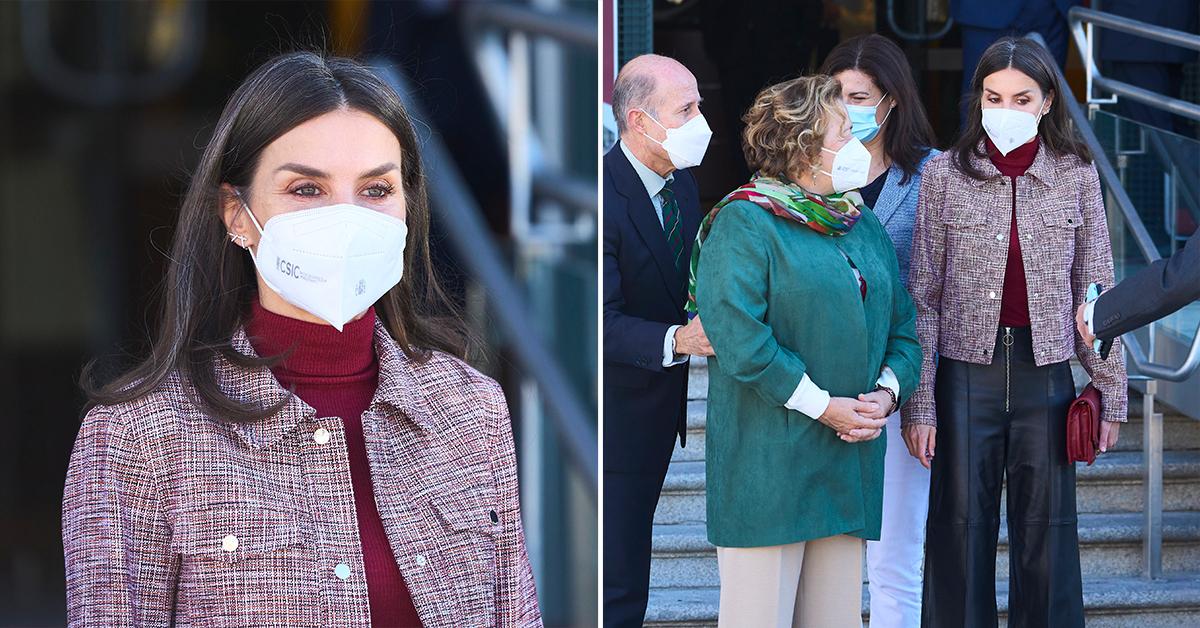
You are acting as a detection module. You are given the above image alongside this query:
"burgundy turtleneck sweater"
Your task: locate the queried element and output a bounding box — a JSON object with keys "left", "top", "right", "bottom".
{"left": 987, "top": 136, "right": 1038, "bottom": 327}
{"left": 245, "top": 301, "right": 422, "bottom": 628}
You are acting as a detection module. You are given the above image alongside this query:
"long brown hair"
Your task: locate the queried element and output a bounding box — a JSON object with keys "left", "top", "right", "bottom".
{"left": 951, "top": 37, "right": 1092, "bottom": 180}
{"left": 82, "top": 52, "right": 470, "bottom": 422}
{"left": 820, "top": 34, "right": 938, "bottom": 185}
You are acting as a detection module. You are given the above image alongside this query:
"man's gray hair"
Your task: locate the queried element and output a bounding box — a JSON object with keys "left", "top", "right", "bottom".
{"left": 612, "top": 69, "right": 657, "bottom": 135}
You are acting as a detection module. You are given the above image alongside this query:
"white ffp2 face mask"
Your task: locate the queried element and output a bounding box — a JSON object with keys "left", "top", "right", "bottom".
{"left": 982, "top": 106, "right": 1047, "bottom": 156}
{"left": 640, "top": 109, "right": 713, "bottom": 170}
{"left": 238, "top": 199, "right": 408, "bottom": 331}
{"left": 820, "top": 137, "right": 872, "bottom": 193}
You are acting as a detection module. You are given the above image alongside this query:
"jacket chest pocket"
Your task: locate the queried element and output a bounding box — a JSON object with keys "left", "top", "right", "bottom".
{"left": 172, "top": 506, "right": 320, "bottom": 626}
{"left": 425, "top": 488, "right": 501, "bottom": 624}
{"left": 941, "top": 203, "right": 995, "bottom": 257}
{"left": 1034, "top": 206, "right": 1082, "bottom": 270}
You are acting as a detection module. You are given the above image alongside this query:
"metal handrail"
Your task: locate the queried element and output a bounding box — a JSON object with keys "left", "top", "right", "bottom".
{"left": 462, "top": 2, "right": 596, "bottom": 50}
{"left": 1028, "top": 20, "right": 1200, "bottom": 581}
{"left": 369, "top": 59, "right": 598, "bottom": 493}
{"left": 886, "top": 0, "right": 953, "bottom": 42}
{"left": 1068, "top": 6, "right": 1200, "bottom": 122}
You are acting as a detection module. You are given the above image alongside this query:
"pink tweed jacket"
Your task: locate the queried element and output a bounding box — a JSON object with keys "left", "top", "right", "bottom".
{"left": 62, "top": 318, "right": 541, "bottom": 627}
{"left": 903, "top": 143, "right": 1128, "bottom": 426}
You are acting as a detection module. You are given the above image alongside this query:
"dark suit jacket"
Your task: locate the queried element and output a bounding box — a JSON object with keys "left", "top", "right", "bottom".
{"left": 1094, "top": 229, "right": 1200, "bottom": 341}
{"left": 1098, "top": 0, "right": 1199, "bottom": 64}
{"left": 603, "top": 142, "right": 701, "bottom": 473}
{"left": 951, "top": 0, "right": 1078, "bottom": 30}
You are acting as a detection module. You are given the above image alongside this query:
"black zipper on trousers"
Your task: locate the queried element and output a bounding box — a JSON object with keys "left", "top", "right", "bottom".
{"left": 1003, "top": 326, "right": 1014, "bottom": 413}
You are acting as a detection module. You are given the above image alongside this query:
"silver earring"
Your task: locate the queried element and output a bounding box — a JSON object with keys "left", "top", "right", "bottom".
{"left": 228, "top": 232, "right": 249, "bottom": 248}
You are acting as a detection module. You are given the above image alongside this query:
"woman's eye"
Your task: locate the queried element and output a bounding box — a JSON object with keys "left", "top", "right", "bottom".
{"left": 363, "top": 184, "right": 395, "bottom": 199}
{"left": 292, "top": 185, "right": 321, "bottom": 197}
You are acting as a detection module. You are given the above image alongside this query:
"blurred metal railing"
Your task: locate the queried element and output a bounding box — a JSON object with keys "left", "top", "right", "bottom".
{"left": 1029, "top": 17, "right": 1200, "bottom": 581}
{"left": 1069, "top": 6, "right": 1200, "bottom": 123}
{"left": 370, "top": 58, "right": 598, "bottom": 494}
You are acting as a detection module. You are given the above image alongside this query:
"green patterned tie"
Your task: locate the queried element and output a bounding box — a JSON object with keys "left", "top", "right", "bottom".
{"left": 659, "top": 180, "right": 684, "bottom": 273}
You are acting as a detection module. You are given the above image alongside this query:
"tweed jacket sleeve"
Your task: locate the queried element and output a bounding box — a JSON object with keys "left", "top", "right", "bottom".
{"left": 902, "top": 159, "right": 947, "bottom": 427}
{"left": 1072, "top": 167, "right": 1129, "bottom": 423}
{"left": 63, "top": 407, "right": 179, "bottom": 627}
{"left": 486, "top": 381, "right": 542, "bottom": 625}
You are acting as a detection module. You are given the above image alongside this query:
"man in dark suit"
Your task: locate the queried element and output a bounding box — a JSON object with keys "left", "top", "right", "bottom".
{"left": 1077, "top": 230, "right": 1200, "bottom": 346}
{"left": 603, "top": 54, "right": 712, "bottom": 628}
{"left": 954, "top": 0, "right": 1080, "bottom": 121}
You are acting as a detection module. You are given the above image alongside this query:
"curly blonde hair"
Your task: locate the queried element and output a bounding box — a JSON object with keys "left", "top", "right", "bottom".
{"left": 741, "top": 75, "right": 845, "bottom": 181}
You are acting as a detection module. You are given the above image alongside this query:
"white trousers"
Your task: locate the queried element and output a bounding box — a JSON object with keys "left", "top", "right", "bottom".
{"left": 716, "top": 535, "right": 863, "bottom": 628}
{"left": 866, "top": 410, "right": 930, "bottom": 628}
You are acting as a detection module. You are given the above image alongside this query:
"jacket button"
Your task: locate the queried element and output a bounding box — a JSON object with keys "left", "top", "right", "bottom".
{"left": 222, "top": 534, "right": 239, "bottom": 552}
{"left": 489, "top": 510, "right": 499, "bottom": 523}
{"left": 995, "top": 234, "right": 1003, "bottom": 241}
{"left": 313, "top": 428, "right": 331, "bottom": 445}
{"left": 989, "top": 291, "right": 996, "bottom": 299}
{"left": 415, "top": 554, "right": 428, "bottom": 567}
{"left": 335, "top": 563, "right": 351, "bottom": 580}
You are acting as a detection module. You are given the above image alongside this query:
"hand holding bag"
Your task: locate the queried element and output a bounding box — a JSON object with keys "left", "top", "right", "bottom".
{"left": 1067, "top": 383, "right": 1102, "bottom": 465}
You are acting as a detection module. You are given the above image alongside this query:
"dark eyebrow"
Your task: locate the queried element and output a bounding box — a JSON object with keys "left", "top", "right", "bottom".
{"left": 360, "top": 162, "right": 399, "bottom": 178}
{"left": 275, "top": 163, "right": 329, "bottom": 178}
{"left": 274, "top": 162, "right": 399, "bottom": 179}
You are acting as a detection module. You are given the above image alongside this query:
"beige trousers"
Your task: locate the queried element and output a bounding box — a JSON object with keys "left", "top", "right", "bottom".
{"left": 715, "top": 534, "right": 864, "bottom": 628}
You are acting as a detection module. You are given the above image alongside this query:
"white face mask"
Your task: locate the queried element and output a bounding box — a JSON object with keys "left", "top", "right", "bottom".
{"left": 237, "top": 198, "right": 408, "bottom": 331}
{"left": 819, "top": 137, "right": 872, "bottom": 193}
{"left": 981, "top": 106, "right": 1047, "bottom": 156}
{"left": 639, "top": 109, "right": 712, "bottom": 170}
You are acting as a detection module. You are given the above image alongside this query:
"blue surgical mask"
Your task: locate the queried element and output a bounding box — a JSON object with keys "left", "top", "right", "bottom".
{"left": 845, "top": 93, "right": 892, "bottom": 142}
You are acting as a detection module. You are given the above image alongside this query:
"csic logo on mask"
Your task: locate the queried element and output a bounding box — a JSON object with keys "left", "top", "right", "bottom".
{"left": 275, "top": 256, "right": 326, "bottom": 283}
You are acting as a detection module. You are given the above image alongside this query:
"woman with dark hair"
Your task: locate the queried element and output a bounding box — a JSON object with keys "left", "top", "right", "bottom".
{"left": 63, "top": 52, "right": 541, "bottom": 627}
{"left": 691, "top": 74, "right": 922, "bottom": 627}
{"left": 819, "top": 34, "right": 938, "bottom": 628}
{"left": 905, "top": 37, "right": 1127, "bottom": 626}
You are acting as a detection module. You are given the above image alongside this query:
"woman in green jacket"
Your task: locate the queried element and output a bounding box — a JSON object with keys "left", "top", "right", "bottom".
{"left": 690, "top": 75, "right": 922, "bottom": 628}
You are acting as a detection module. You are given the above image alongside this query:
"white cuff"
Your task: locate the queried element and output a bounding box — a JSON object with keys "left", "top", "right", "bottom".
{"left": 1084, "top": 299, "right": 1097, "bottom": 336}
{"left": 663, "top": 325, "right": 687, "bottom": 367}
{"left": 785, "top": 374, "right": 831, "bottom": 420}
{"left": 876, "top": 366, "right": 900, "bottom": 402}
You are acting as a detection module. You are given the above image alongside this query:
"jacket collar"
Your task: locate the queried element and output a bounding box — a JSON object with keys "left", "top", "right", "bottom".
{"left": 218, "top": 317, "right": 436, "bottom": 449}
{"left": 965, "top": 139, "right": 1059, "bottom": 188}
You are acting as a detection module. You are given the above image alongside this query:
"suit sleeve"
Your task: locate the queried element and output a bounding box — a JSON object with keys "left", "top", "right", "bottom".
{"left": 695, "top": 203, "right": 809, "bottom": 406}
{"left": 63, "top": 408, "right": 180, "bottom": 627}
{"left": 1093, "top": 229, "right": 1200, "bottom": 341}
{"left": 901, "top": 164, "right": 947, "bottom": 428}
{"left": 486, "top": 384, "right": 542, "bottom": 627}
{"left": 603, "top": 198, "right": 674, "bottom": 372}
{"left": 1072, "top": 165, "right": 1129, "bottom": 423}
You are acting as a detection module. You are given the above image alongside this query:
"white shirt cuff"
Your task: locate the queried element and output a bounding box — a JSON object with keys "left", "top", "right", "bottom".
{"left": 1084, "top": 299, "right": 1097, "bottom": 335}
{"left": 785, "top": 374, "right": 831, "bottom": 420}
{"left": 876, "top": 366, "right": 900, "bottom": 402}
{"left": 663, "top": 325, "right": 687, "bottom": 367}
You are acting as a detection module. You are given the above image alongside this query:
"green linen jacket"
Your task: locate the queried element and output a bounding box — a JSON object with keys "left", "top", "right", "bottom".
{"left": 695, "top": 199, "right": 922, "bottom": 547}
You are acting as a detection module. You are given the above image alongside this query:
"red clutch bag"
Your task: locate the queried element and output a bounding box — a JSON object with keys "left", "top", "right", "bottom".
{"left": 1067, "top": 383, "right": 1102, "bottom": 466}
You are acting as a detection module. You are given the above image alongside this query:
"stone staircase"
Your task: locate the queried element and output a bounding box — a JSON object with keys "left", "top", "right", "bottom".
{"left": 645, "top": 359, "right": 1200, "bottom": 627}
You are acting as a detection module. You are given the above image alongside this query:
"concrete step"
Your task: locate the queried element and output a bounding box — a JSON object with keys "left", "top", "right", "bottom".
{"left": 645, "top": 574, "right": 1200, "bottom": 627}
{"left": 650, "top": 512, "right": 1200, "bottom": 589}
{"left": 655, "top": 449, "right": 1200, "bottom": 525}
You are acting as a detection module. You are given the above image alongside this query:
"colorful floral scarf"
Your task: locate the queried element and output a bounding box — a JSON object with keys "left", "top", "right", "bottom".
{"left": 685, "top": 175, "right": 866, "bottom": 316}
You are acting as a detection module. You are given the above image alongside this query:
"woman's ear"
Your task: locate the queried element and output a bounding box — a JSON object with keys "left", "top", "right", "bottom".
{"left": 219, "top": 183, "right": 255, "bottom": 249}
{"left": 1043, "top": 90, "right": 1055, "bottom": 115}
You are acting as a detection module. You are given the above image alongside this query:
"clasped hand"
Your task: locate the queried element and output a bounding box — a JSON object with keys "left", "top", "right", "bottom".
{"left": 818, "top": 389, "right": 893, "bottom": 443}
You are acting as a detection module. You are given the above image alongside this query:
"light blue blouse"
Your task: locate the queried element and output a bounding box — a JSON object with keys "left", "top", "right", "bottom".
{"left": 871, "top": 148, "right": 940, "bottom": 288}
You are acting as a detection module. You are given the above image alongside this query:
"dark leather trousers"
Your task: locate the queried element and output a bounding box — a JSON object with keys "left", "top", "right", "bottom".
{"left": 922, "top": 326, "right": 1085, "bottom": 628}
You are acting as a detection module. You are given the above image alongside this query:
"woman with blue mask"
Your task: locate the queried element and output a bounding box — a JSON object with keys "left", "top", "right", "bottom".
{"left": 819, "top": 34, "right": 940, "bottom": 628}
